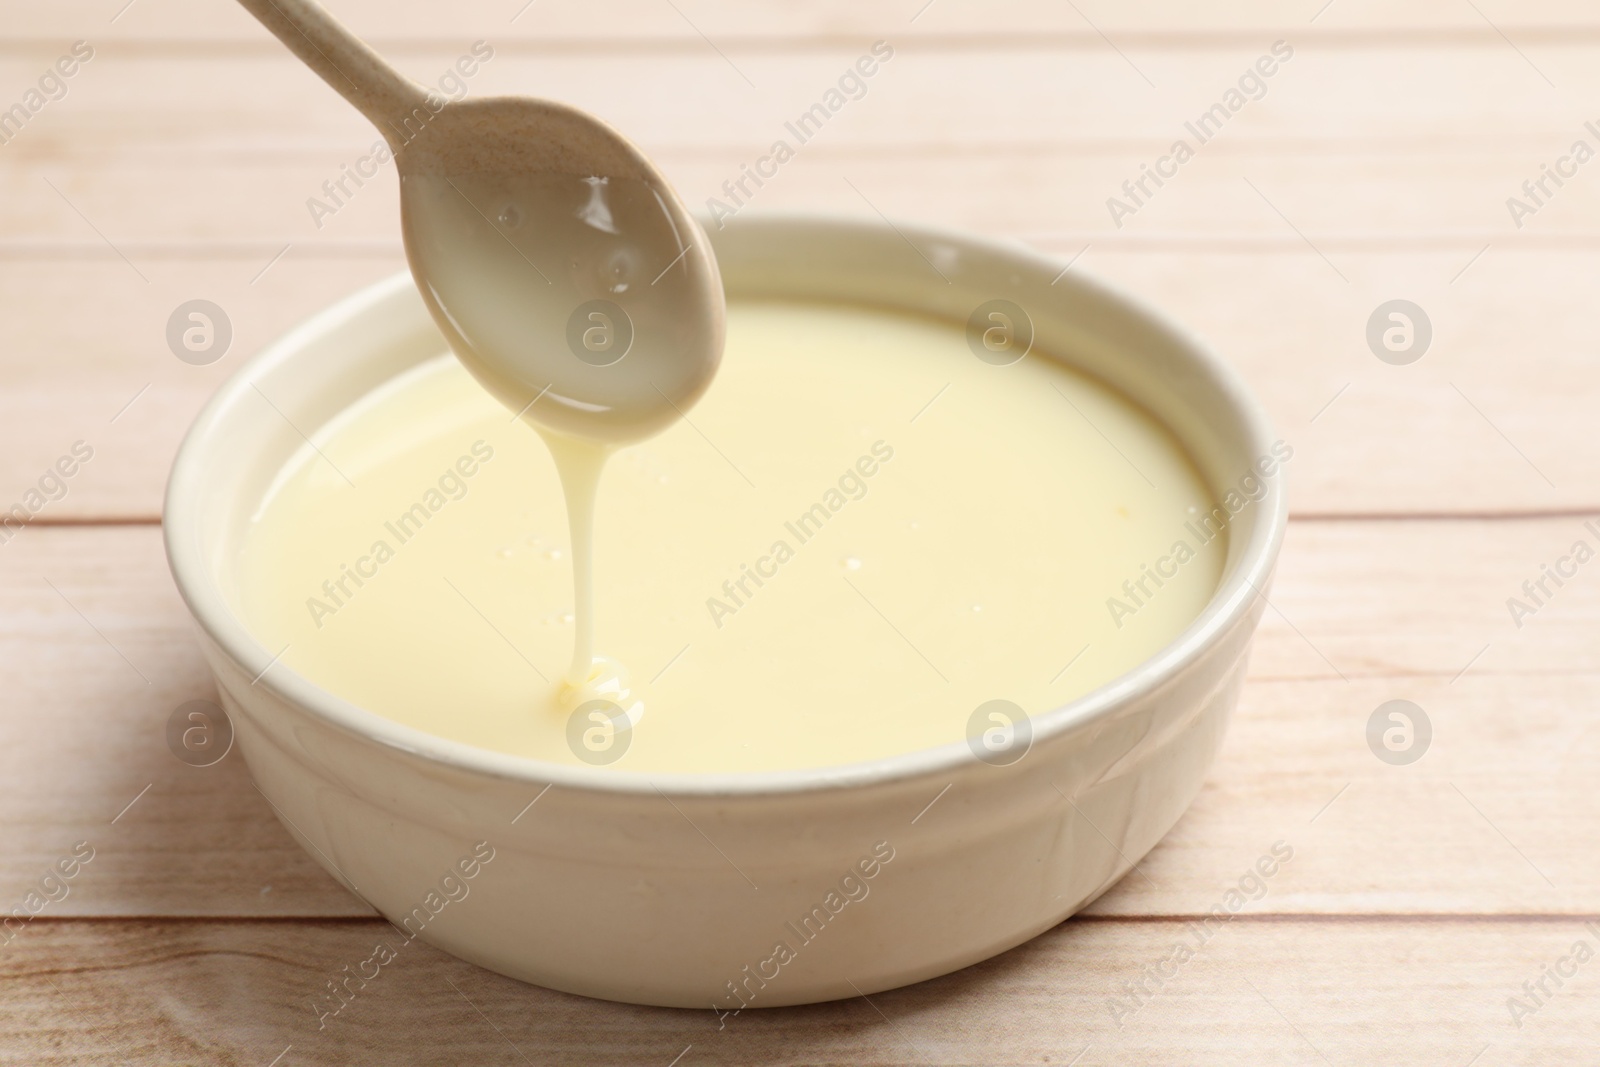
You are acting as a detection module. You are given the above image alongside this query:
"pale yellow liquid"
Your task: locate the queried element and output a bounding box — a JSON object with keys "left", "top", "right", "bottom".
{"left": 236, "top": 302, "right": 1222, "bottom": 774}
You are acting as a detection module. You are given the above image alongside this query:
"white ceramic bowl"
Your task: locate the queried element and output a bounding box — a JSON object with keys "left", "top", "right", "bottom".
{"left": 164, "top": 215, "right": 1285, "bottom": 1009}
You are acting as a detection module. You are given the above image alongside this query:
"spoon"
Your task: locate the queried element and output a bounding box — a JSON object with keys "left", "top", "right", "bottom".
{"left": 238, "top": 0, "right": 725, "bottom": 687}
{"left": 236, "top": 0, "right": 724, "bottom": 443}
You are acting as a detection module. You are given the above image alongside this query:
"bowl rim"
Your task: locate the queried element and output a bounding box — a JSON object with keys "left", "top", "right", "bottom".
{"left": 164, "top": 212, "right": 1286, "bottom": 799}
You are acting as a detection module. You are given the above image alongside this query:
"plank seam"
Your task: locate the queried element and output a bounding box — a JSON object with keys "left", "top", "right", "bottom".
{"left": 9, "top": 28, "right": 1600, "bottom": 58}
{"left": 15, "top": 912, "right": 1598, "bottom": 924}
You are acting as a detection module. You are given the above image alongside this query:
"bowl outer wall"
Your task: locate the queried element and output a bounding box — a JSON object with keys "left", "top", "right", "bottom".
{"left": 163, "top": 214, "right": 1284, "bottom": 1007}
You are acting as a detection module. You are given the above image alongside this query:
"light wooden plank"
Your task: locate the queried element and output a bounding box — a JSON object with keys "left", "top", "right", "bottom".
{"left": 1092, "top": 672, "right": 1600, "bottom": 917}
{"left": 1, "top": 916, "right": 1591, "bottom": 1064}
{"left": 10, "top": 148, "right": 1600, "bottom": 246}
{"left": 3, "top": 519, "right": 1599, "bottom": 919}
{"left": 0, "top": 244, "right": 1587, "bottom": 521}
{"left": 0, "top": 524, "right": 377, "bottom": 919}
{"left": 0, "top": 257, "right": 404, "bottom": 523}
{"left": 2, "top": 46, "right": 1593, "bottom": 172}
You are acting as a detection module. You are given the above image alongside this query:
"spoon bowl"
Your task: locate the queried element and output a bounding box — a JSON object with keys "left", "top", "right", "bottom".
{"left": 238, "top": 0, "right": 723, "bottom": 443}
{"left": 396, "top": 97, "right": 724, "bottom": 443}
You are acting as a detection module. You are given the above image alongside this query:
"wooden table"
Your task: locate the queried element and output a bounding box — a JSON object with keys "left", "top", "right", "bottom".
{"left": 3, "top": 1, "right": 1595, "bottom": 1062}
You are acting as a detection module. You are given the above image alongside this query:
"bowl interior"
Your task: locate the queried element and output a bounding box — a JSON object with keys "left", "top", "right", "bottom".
{"left": 165, "top": 214, "right": 1285, "bottom": 792}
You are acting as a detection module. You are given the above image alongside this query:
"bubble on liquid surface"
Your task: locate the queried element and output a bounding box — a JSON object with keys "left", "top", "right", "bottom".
{"left": 840, "top": 556, "right": 862, "bottom": 571}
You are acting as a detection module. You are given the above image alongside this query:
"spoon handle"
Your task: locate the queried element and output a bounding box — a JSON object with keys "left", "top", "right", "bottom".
{"left": 236, "top": 0, "right": 429, "bottom": 142}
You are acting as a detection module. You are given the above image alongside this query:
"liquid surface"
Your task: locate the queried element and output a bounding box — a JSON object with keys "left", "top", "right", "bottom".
{"left": 236, "top": 302, "right": 1223, "bottom": 775}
